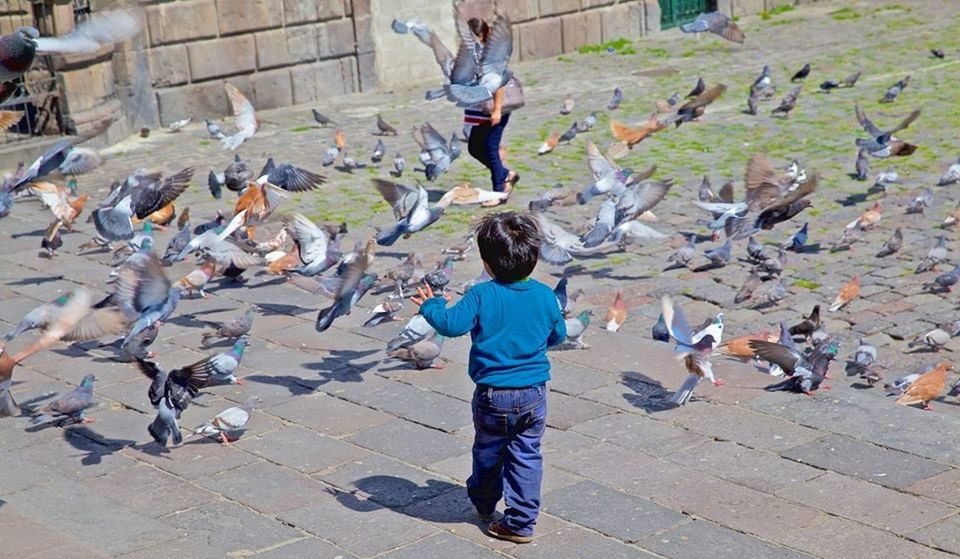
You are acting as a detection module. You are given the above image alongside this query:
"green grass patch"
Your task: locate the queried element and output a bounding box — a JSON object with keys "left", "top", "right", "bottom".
{"left": 770, "top": 17, "right": 804, "bottom": 27}
{"left": 199, "top": 140, "right": 210, "bottom": 147}
{"left": 578, "top": 38, "right": 636, "bottom": 56}
{"left": 874, "top": 3, "right": 911, "bottom": 13}
{"left": 644, "top": 47, "right": 670, "bottom": 59}
{"left": 830, "top": 7, "right": 861, "bottom": 20}
{"left": 290, "top": 125, "right": 311, "bottom": 133}
{"left": 556, "top": 55, "right": 574, "bottom": 63}
{"left": 759, "top": 5, "right": 793, "bottom": 19}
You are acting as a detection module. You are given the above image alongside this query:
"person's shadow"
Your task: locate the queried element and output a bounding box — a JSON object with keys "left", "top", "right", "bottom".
{"left": 330, "top": 475, "right": 472, "bottom": 522}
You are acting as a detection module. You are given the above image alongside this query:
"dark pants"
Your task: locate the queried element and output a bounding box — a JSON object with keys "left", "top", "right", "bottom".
{"left": 468, "top": 384, "right": 547, "bottom": 536}
{"left": 467, "top": 113, "right": 511, "bottom": 191}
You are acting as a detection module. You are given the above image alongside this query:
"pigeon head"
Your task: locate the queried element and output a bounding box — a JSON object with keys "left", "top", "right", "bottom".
{"left": 17, "top": 26, "right": 39, "bottom": 45}
{"left": 233, "top": 339, "right": 250, "bottom": 353}
{"left": 79, "top": 374, "right": 97, "bottom": 388}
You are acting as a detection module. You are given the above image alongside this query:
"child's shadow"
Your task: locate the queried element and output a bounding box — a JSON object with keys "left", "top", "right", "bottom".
{"left": 329, "top": 475, "right": 459, "bottom": 513}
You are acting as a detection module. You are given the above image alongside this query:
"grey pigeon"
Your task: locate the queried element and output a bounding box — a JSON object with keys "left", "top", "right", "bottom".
{"left": 877, "top": 227, "right": 903, "bottom": 258}
{"left": 873, "top": 167, "right": 899, "bottom": 190}
{"left": 371, "top": 139, "right": 385, "bottom": 163}
{"left": 652, "top": 313, "right": 670, "bottom": 342}
{"left": 704, "top": 239, "right": 732, "bottom": 267}
{"left": 926, "top": 265, "right": 960, "bottom": 292}
{"left": 374, "top": 179, "right": 452, "bottom": 246}
{"left": 753, "top": 339, "right": 839, "bottom": 394}
{"left": 194, "top": 339, "right": 249, "bottom": 385}
{"left": 532, "top": 212, "right": 598, "bottom": 266}
{"left": 388, "top": 332, "right": 444, "bottom": 369}
{"left": 387, "top": 314, "right": 435, "bottom": 352}
{"left": 10, "top": 138, "right": 73, "bottom": 193}
{"left": 880, "top": 75, "right": 910, "bottom": 103}
{"left": 905, "top": 187, "right": 933, "bottom": 214}
{"left": 136, "top": 358, "right": 210, "bottom": 448}
{"left": 746, "top": 235, "right": 765, "bottom": 262}
{"left": 854, "top": 150, "right": 869, "bottom": 181}
{"left": 908, "top": 328, "right": 952, "bottom": 351}
{"left": 204, "top": 119, "right": 226, "bottom": 139}
{"left": 557, "top": 310, "right": 592, "bottom": 349}
{"left": 364, "top": 286, "right": 404, "bottom": 327}
{"left": 316, "top": 259, "right": 378, "bottom": 333}
{"left": 734, "top": 271, "right": 761, "bottom": 304}
{"left": 258, "top": 158, "right": 325, "bottom": 192}
{"left": 755, "top": 280, "right": 786, "bottom": 307}
{"left": 187, "top": 398, "right": 256, "bottom": 444}
{"left": 30, "top": 374, "right": 96, "bottom": 425}
{"left": 558, "top": 121, "right": 578, "bottom": 143}
{"left": 4, "top": 294, "right": 73, "bottom": 341}
{"left": 413, "top": 122, "right": 454, "bottom": 181}
{"left": 202, "top": 307, "right": 256, "bottom": 345}
{"left": 830, "top": 228, "right": 860, "bottom": 252}
{"left": 390, "top": 152, "right": 405, "bottom": 177}
{"left": 915, "top": 236, "right": 948, "bottom": 273}
{"left": 322, "top": 146, "right": 339, "bottom": 167}
{"left": 579, "top": 112, "right": 598, "bottom": 132}
{"left": 284, "top": 213, "right": 340, "bottom": 275}
{"left": 440, "top": 11, "right": 513, "bottom": 107}
{"left": 161, "top": 222, "right": 192, "bottom": 265}
{"left": 758, "top": 248, "right": 786, "bottom": 277}
{"left": 937, "top": 157, "right": 960, "bottom": 186}
{"left": 607, "top": 87, "right": 623, "bottom": 110}
{"left": 771, "top": 85, "right": 801, "bottom": 117}
{"left": 668, "top": 235, "right": 697, "bottom": 268}
{"left": 852, "top": 339, "right": 877, "bottom": 374}
{"left": 679, "top": 11, "right": 745, "bottom": 43}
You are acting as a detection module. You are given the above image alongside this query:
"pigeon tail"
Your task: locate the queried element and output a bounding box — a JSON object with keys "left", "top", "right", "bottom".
{"left": 444, "top": 84, "right": 494, "bottom": 107}
{"left": 376, "top": 223, "right": 405, "bottom": 246}
{"left": 424, "top": 88, "right": 446, "bottom": 101}
{"left": 670, "top": 374, "right": 700, "bottom": 405}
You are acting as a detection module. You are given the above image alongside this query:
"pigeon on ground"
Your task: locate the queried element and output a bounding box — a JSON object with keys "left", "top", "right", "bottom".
{"left": 915, "top": 236, "right": 948, "bottom": 273}
{"left": 135, "top": 358, "right": 210, "bottom": 448}
{"left": 906, "top": 188, "right": 933, "bottom": 214}
{"left": 668, "top": 235, "right": 697, "bottom": 268}
{"left": 322, "top": 146, "right": 339, "bottom": 167}
{"left": 312, "top": 109, "right": 335, "bottom": 126}
{"left": 758, "top": 248, "right": 787, "bottom": 278}
{"left": 578, "top": 111, "right": 598, "bottom": 132}
{"left": 660, "top": 296, "right": 724, "bottom": 405}
{"left": 704, "top": 239, "right": 732, "bottom": 267}
{"left": 846, "top": 201, "right": 882, "bottom": 230}
{"left": 931, "top": 48, "right": 945, "bottom": 59}
{"left": 926, "top": 265, "right": 960, "bottom": 292}
{"left": 387, "top": 332, "right": 445, "bottom": 369}
{"left": 167, "top": 117, "right": 191, "bottom": 132}
{"left": 782, "top": 222, "right": 808, "bottom": 252}
{"left": 371, "top": 139, "right": 386, "bottom": 163}
{"left": 30, "top": 374, "right": 96, "bottom": 425}
{"left": 201, "top": 307, "right": 255, "bottom": 345}
{"left": 896, "top": 362, "right": 951, "bottom": 410}
{"left": 557, "top": 310, "right": 592, "bottom": 349}
{"left": 376, "top": 114, "right": 398, "bottom": 136}
{"left": 560, "top": 95, "right": 574, "bottom": 115}
{"left": 607, "top": 87, "right": 623, "bottom": 110}
{"left": 679, "top": 11, "right": 745, "bottom": 43}
{"left": 752, "top": 339, "right": 839, "bottom": 395}
{"left": 746, "top": 235, "right": 765, "bottom": 262}
{"left": 604, "top": 290, "right": 627, "bottom": 332}
{"left": 755, "top": 280, "right": 787, "bottom": 307}
{"left": 829, "top": 276, "right": 860, "bottom": 312}
{"left": 851, "top": 340, "right": 877, "bottom": 375}
{"left": 187, "top": 398, "right": 256, "bottom": 444}
{"left": 908, "top": 328, "right": 953, "bottom": 352}
{"left": 791, "top": 63, "right": 811, "bottom": 82}
{"left": 880, "top": 75, "right": 910, "bottom": 103}
{"left": 665, "top": 83, "right": 727, "bottom": 127}
{"left": 391, "top": 152, "right": 405, "bottom": 177}
{"left": 734, "top": 271, "right": 761, "bottom": 304}
{"left": 365, "top": 285, "right": 405, "bottom": 327}
{"left": 652, "top": 313, "right": 670, "bottom": 342}
{"left": 750, "top": 65, "right": 772, "bottom": 96}
{"left": 789, "top": 305, "right": 821, "bottom": 339}
{"left": 937, "top": 157, "right": 960, "bottom": 186}
{"left": 204, "top": 119, "right": 226, "bottom": 139}
{"left": 873, "top": 167, "right": 899, "bottom": 191}
{"left": 387, "top": 314, "right": 435, "bottom": 353}
{"left": 854, "top": 150, "right": 870, "bottom": 181}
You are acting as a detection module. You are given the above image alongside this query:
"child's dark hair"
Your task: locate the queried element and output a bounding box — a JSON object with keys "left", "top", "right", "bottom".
{"left": 476, "top": 212, "right": 542, "bottom": 282}
{"left": 467, "top": 17, "right": 491, "bottom": 43}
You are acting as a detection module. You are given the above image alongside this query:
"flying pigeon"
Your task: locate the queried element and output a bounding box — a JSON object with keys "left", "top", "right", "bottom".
{"left": 679, "top": 11, "right": 745, "bottom": 43}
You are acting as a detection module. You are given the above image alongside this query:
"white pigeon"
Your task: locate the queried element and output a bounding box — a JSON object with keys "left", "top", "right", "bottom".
{"left": 187, "top": 399, "right": 256, "bottom": 444}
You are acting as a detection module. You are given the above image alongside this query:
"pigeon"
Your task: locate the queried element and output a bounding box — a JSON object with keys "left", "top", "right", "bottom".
{"left": 686, "top": 77, "right": 706, "bottom": 99}
{"left": 931, "top": 48, "right": 945, "bottom": 59}
{"left": 413, "top": 122, "right": 455, "bottom": 181}
{"left": 908, "top": 328, "right": 953, "bottom": 352}
{"left": 578, "top": 112, "right": 598, "bottom": 132}
{"left": 854, "top": 150, "right": 870, "bottom": 181}
{"left": 755, "top": 279, "right": 787, "bottom": 307}
{"left": 387, "top": 314, "right": 435, "bottom": 352}
{"left": 652, "top": 313, "right": 670, "bottom": 342}
{"left": 880, "top": 75, "right": 910, "bottom": 103}
{"left": 654, "top": 92, "right": 681, "bottom": 113}
{"left": 160, "top": 221, "right": 192, "bottom": 266}
{"left": 364, "top": 285, "right": 405, "bottom": 327}
{"left": 316, "top": 258, "right": 378, "bottom": 333}
{"left": 746, "top": 236, "right": 765, "bottom": 262}
{"left": 896, "top": 362, "right": 951, "bottom": 410}
{"left": 734, "top": 271, "right": 761, "bottom": 304}
{"left": 758, "top": 247, "right": 787, "bottom": 278}
{"left": 4, "top": 294, "right": 78, "bottom": 341}
{"left": 58, "top": 147, "right": 102, "bottom": 176}
{"left": 660, "top": 296, "right": 724, "bottom": 405}
{"left": 915, "top": 236, "right": 948, "bottom": 273}
{"left": 257, "top": 158, "right": 326, "bottom": 192}
{"left": 843, "top": 71, "right": 862, "bottom": 87}
{"left": 204, "top": 119, "right": 226, "bottom": 139}
{"left": 92, "top": 195, "right": 135, "bottom": 241}
{"left": 873, "top": 167, "right": 899, "bottom": 190}
{"left": 819, "top": 79, "right": 840, "bottom": 92}
{"left": 855, "top": 105, "right": 920, "bottom": 158}
{"left": 167, "top": 117, "right": 191, "bottom": 132}
{"left": 782, "top": 222, "right": 808, "bottom": 252}
{"left": 872, "top": 228, "right": 904, "bottom": 258}
{"left": 790, "top": 63, "right": 811, "bottom": 82}
{"left": 376, "top": 114, "right": 398, "bottom": 136}
{"left": 829, "top": 276, "right": 860, "bottom": 312}
{"left": 750, "top": 65, "right": 772, "bottom": 96}
{"left": 609, "top": 113, "right": 667, "bottom": 149}
{"left": 576, "top": 139, "right": 655, "bottom": 204}
{"left": 371, "top": 139, "right": 386, "bottom": 163}
{"left": 610, "top": 221, "right": 668, "bottom": 248}
{"left": 194, "top": 339, "right": 249, "bottom": 386}
{"left": 906, "top": 187, "right": 933, "bottom": 214}
{"left": 762, "top": 323, "right": 795, "bottom": 377}
{"left": 560, "top": 95, "right": 574, "bottom": 115}
{"left": 538, "top": 131, "right": 560, "bottom": 155}
{"left": 532, "top": 212, "right": 599, "bottom": 266}
{"left": 558, "top": 310, "right": 592, "bottom": 349}
{"left": 789, "top": 305, "right": 821, "bottom": 339}
{"left": 607, "top": 87, "right": 623, "bottom": 110}
{"left": 604, "top": 290, "right": 627, "bottom": 332}
{"left": 926, "top": 265, "right": 960, "bottom": 292}
{"left": 9, "top": 137, "right": 74, "bottom": 193}
{"left": 0, "top": 9, "right": 141, "bottom": 85}
{"left": 282, "top": 213, "right": 341, "bottom": 276}
{"left": 439, "top": 10, "right": 513, "bottom": 107}
{"left": 207, "top": 171, "right": 222, "bottom": 199}
{"left": 679, "top": 11, "right": 745, "bottom": 43}
{"left": 201, "top": 306, "right": 256, "bottom": 345}
{"left": 704, "top": 239, "right": 732, "bottom": 267}
{"left": 187, "top": 398, "right": 256, "bottom": 444}
{"left": 114, "top": 252, "right": 181, "bottom": 348}
{"left": 846, "top": 201, "right": 882, "bottom": 230}
{"left": 752, "top": 339, "right": 839, "bottom": 395}
{"left": 665, "top": 83, "right": 727, "bottom": 127}
{"left": 221, "top": 83, "right": 259, "bottom": 151}
{"left": 852, "top": 339, "right": 877, "bottom": 375}
{"left": 40, "top": 220, "right": 63, "bottom": 258}
{"left": 771, "top": 85, "right": 801, "bottom": 118}
{"left": 322, "top": 146, "right": 339, "bottom": 167}
{"left": 30, "top": 374, "right": 97, "bottom": 425}
{"left": 387, "top": 332, "right": 445, "bottom": 369}
{"left": 173, "top": 260, "right": 216, "bottom": 298}
{"left": 746, "top": 90, "right": 759, "bottom": 115}
{"left": 312, "top": 109, "right": 335, "bottom": 126}
{"left": 885, "top": 372, "right": 922, "bottom": 395}
{"left": 937, "top": 157, "right": 960, "bottom": 186}
{"left": 558, "top": 121, "right": 578, "bottom": 143}
{"left": 135, "top": 358, "right": 210, "bottom": 448}
{"left": 373, "top": 179, "right": 453, "bottom": 246}
{"left": 390, "top": 152, "right": 406, "bottom": 177}
{"left": 668, "top": 235, "right": 697, "bottom": 268}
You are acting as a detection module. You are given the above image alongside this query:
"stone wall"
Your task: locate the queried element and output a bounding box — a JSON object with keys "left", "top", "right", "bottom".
{"left": 114, "top": 0, "right": 365, "bottom": 127}
{"left": 717, "top": 0, "right": 820, "bottom": 17}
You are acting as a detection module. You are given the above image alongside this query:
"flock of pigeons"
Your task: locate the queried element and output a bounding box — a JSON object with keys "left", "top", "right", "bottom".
{"left": 0, "top": 6, "right": 958, "bottom": 453}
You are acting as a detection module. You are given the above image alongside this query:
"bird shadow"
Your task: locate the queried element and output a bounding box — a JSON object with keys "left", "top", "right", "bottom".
{"left": 329, "top": 476, "right": 459, "bottom": 512}
{"left": 253, "top": 302, "right": 313, "bottom": 317}
{"left": 792, "top": 243, "right": 825, "bottom": 254}
{"left": 63, "top": 426, "right": 136, "bottom": 466}
{"left": 10, "top": 229, "right": 45, "bottom": 239}
{"left": 850, "top": 382, "right": 876, "bottom": 390}
{"left": 246, "top": 373, "right": 326, "bottom": 395}
{"left": 836, "top": 192, "right": 871, "bottom": 206}
{"left": 692, "top": 262, "right": 726, "bottom": 273}
{"left": 620, "top": 373, "right": 674, "bottom": 413}
{"left": 6, "top": 275, "right": 64, "bottom": 285}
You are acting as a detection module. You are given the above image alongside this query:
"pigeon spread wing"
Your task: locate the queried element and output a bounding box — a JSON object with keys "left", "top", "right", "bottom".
{"left": 35, "top": 9, "right": 141, "bottom": 54}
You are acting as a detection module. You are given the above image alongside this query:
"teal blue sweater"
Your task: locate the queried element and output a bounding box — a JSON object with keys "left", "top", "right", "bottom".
{"left": 420, "top": 278, "right": 566, "bottom": 387}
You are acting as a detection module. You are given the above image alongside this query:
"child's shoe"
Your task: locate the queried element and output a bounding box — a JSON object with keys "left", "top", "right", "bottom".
{"left": 486, "top": 520, "right": 533, "bottom": 544}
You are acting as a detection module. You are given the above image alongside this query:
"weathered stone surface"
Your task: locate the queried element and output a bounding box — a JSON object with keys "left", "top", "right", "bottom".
{"left": 318, "top": 453, "right": 456, "bottom": 507}
{"left": 188, "top": 35, "right": 257, "bottom": 81}
{"left": 637, "top": 519, "right": 814, "bottom": 559}
{"left": 252, "top": 67, "right": 294, "bottom": 110}
{"left": 907, "top": 469, "right": 960, "bottom": 507}
{"left": 910, "top": 515, "right": 960, "bottom": 556}
{"left": 546, "top": 480, "right": 687, "bottom": 542}
{"left": 547, "top": 390, "right": 617, "bottom": 429}
{"left": 147, "top": 44, "right": 189, "bottom": 87}
{"left": 561, "top": 10, "right": 604, "bottom": 53}
{"left": 518, "top": 19, "right": 564, "bottom": 61}
{"left": 539, "top": 0, "right": 582, "bottom": 16}
{"left": 378, "top": 532, "right": 505, "bottom": 558}
{"left": 198, "top": 460, "right": 334, "bottom": 514}
{"left": 781, "top": 434, "right": 951, "bottom": 489}
{"left": 283, "top": 0, "right": 318, "bottom": 24}
{"left": 601, "top": 2, "right": 643, "bottom": 42}
{"left": 666, "top": 440, "right": 823, "bottom": 493}
{"left": 510, "top": 526, "right": 657, "bottom": 558}
{"left": 318, "top": 18, "right": 357, "bottom": 59}
{"left": 499, "top": 0, "right": 539, "bottom": 22}
{"left": 0, "top": 509, "right": 109, "bottom": 559}
{"left": 164, "top": 500, "right": 304, "bottom": 554}
{"left": 217, "top": 0, "right": 284, "bottom": 35}
{"left": 146, "top": 0, "right": 218, "bottom": 46}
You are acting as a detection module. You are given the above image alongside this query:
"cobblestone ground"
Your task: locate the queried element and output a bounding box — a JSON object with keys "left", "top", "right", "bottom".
{"left": 4, "top": 1, "right": 960, "bottom": 557}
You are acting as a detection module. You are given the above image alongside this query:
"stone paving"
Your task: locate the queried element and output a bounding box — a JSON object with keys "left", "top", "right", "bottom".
{"left": 3, "top": 0, "right": 960, "bottom": 557}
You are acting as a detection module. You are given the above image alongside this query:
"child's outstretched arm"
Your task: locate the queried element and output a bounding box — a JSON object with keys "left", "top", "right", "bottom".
{"left": 411, "top": 285, "right": 479, "bottom": 337}
{"left": 546, "top": 305, "right": 567, "bottom": 347}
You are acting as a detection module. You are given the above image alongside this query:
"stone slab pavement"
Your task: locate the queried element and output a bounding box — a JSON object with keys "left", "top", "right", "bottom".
{"left": 3, "top": 0, "right": 960, "bottom": 557}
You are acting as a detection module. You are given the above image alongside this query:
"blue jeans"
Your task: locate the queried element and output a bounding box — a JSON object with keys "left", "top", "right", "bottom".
{"left": 467, "top": 113, "right": 511, "bottom": 191}
{"left": 468, "top": 384, "right": 547, "bottom": 536}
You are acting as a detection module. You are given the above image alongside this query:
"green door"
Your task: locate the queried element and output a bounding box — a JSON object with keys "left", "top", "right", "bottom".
{"left": 660, "top": 0, "right": 709, "bottom": 30}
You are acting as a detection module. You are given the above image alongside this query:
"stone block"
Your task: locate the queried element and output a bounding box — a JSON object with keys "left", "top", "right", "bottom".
{"left": 319, "top": 17, "right": 357, "bottom": 59}
{"left": 379, "top": 533, "right": 505, "bottom": 559}
{"left": 666, "top": 440, "right": 822, "bottom": 493}
{"left": 318, "top": 454, "right": 455, "bottom": 508}
{"left": 907, "top": 469, "right": 960, "bottom": 507}
{"left": 146, "top": 0, "right": 218, "bottom": 46}
{"left": 287, "top": 24, "right": 320, "bottom": 63}
{"left": 349, "top": 0, "right": 371, "bottom": 17}
{"left": 540, "top": 0, "right": 581, "bottom": 16}
{"left": 341, "top": 56, "right": 360, "bottom": 92}
{"left": 357, "top": 51, "right": 378, "bottom": 91}
{"left": 498, "top": 0, "right": 538, "bottom": 22}
{"left": 582, "top": 0, "right": 616, "bottom": 7}
{"left": 561, "top": 10, "right": 603, "bottom": 52}
{"left": 284, "top": 0, "right": 318, "bottom": 24}
{"left": 644, "top": 0, "right": 661, "bottom": 34}
{"left": 265, "top": 392, "right": 392, "bottom": 437}
{"left": 188, "top": 35, "right": 256, "bottom": 81}
{"left": 518, "top": 18, "right": 563, "bottom": 61}
{"left": 256, "top": 28, "right": 291, "bottom": 70}
{"left": 781, "top": 434, "right": 951, "bottom": 489}
{"left": 732, "top": 0, "right": 766, "bottom": 17}
{"left": 166, "top": 500, "right": 303, "bottom": 552}
{"left": 638, "top": 520, "right": 813, "bottom": 559}
{"left": 510, "top": 525, "right": 652, "bottom": 558}
{"left": 546, "top": 480, "right": 687, "bottom": 542}
{"left": 290, "top": 62, "right": 320, "bottom": 103}
{"left": 601, "top": 2, "right": 643, "bottom": 42}
{"left": 217, "top": 0, "right": 283, "bottom": 35}
{"left": 59, "top": 60, "right": 114, "bottom": 112}
{"left": 347, "top": 418, "right": 470, "bottom": 467}
{"left": 198, "top": 460, "right": 335, "bottom": 514}
{"left": 910, "top": 515, "right": 960, "bottom": 556}
{"left": 318, "top": 0, "right": 347, "bottom": 19}
{"left": 354, "top": 15, "right": 374, "bottom": 54}
{"left": 237, "top": 425, "right": 372, "bottom": 474}
{"left": 148, "top": 44, "right": 189, "bottom": 87}
{"left": 252, "top": 68, "right": 293, "bottom": 109}
{"left": 547, "top": 390, "right": 617, "bottom": 429}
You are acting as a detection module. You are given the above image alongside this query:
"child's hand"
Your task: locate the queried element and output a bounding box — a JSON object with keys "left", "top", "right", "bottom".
{"left": 410, "top": 285, "right": 451, "bottom": 307}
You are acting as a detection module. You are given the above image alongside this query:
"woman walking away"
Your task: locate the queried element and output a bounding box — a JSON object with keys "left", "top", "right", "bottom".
{"left": 463, "top": 17, "right": 521, "bottom": 206}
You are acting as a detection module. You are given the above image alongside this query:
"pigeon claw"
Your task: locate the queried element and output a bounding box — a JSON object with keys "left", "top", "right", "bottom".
{"left": 234, "top": 378, "right": 247, "bottom": 386}
{"left": 712, "top": 379, "right": 726, "bottom": 387}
